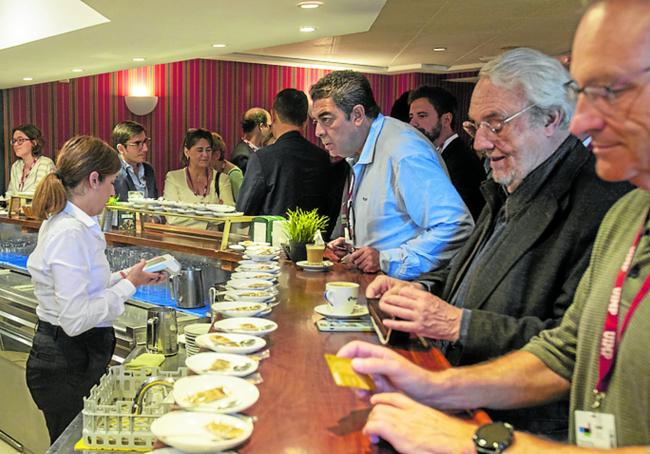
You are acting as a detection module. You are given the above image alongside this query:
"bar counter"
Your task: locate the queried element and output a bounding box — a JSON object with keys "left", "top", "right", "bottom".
{"left": 51, "top": 259, "right": 488, "bottom": 454}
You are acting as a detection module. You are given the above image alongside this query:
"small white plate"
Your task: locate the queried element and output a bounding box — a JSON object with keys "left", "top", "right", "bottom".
{"left": 151, "top": 411, "right": 253, "bottom": 453}
{"left": 246, "top": 253, "right": 279, "bottom": 262}
{"left": 173, "top": 375, "right": 259, "bottom": 413}
{"left": 296, "top": 260, "right": 334, "bottom": 272}
{"left": 206, "top": 204, "right": 236, "bottom": 213}
{"left": 196, "top": 332, "right": 267, "bottom": 354}
{"left": 229, "top": 244, "right": 246, "bottom": 252}
{"left": 185, "top": 352, "right": 258, "bottom": 377}
{"left": 227, "top": 278, "right": 275, "bottom": 291}
{"left": 212, "top": 301, "right": 269, "bottom": 318}
{"left": 236, "top": 262, "right": 281, "bottom": 274}
{"left": 230, "top": 271, "right": 276, "bottom": 281}
{"left": 213, "top": 317, "right": 278, "bottom": 335}
{"left": 184, "top": 323, "right": 212, "bottom": 337}
{"left": 239, "top": 240, "right": 269, "bottom": 248}
{"left": 314, "top": 303, "right": 369, "bottom": 319}
{"left": 223, "top": 290, "right": 276, "bottom": 302}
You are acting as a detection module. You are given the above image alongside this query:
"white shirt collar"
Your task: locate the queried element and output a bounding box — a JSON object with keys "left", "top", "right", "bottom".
{"left": 439, "top": 133, "right": 459, "bottom": 154}
{"left": 63, "top": 201, "right": 99, "bottom": 229}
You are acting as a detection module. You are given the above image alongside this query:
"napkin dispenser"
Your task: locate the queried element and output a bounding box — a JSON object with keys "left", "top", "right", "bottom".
{"left": 250, "top": 216, "right": 285, "bottom": 244}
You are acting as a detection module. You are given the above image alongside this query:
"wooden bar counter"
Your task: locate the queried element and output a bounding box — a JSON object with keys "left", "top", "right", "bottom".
{"left": 237, "top": 259, "right": 489, "bottom": 453}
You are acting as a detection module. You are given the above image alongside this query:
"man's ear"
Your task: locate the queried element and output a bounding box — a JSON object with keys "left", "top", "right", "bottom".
{"left": 116, "top": 143, "right": 126, "bottom": 155}
{"left": 544, "top": 110, "right": 562, "bottom": 135}
{"left": 350, "top": 104, "right": 366, "bottom": 126}
{"left": 441, "top": 112, "right": 453, "bottom": 128}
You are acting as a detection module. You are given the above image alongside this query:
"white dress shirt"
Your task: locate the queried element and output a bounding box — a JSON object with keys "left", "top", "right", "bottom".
{"left": 27, "top": 201, "right": 135, "bottom": 336}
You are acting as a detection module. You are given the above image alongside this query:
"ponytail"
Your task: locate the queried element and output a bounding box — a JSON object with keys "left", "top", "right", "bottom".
{"left": 32, "top": 173, "right": 67, "bottom": 220}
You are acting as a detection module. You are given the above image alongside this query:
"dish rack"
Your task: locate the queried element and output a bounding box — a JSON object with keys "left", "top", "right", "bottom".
{"left": 82, "top": 365, "right": 188, "bottom": 450}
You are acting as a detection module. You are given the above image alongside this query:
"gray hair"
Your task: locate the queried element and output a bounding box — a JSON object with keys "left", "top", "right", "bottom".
{"left": 309, "top": 70, "right": 380, "bottom": 119}
{"left": 480, "top": 47, "right": 574, "bottom": 129}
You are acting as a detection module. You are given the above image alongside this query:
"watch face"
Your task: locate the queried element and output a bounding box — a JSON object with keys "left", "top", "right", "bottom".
{"left": 474, "top": 422, "right": 514, "bottom": 452}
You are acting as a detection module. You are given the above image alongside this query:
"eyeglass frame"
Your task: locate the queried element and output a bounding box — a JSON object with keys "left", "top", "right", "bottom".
{"left": 125, "top": 137, "right": 152, "bottom": 149}
{"left": 564, "top": 65, "right": 650, "bottom": 104}
{"left": 10, "top": 137, "right": 33, "bottom": 146}
{"left": 462, "top": 104, "right": 537, "bottom": 138}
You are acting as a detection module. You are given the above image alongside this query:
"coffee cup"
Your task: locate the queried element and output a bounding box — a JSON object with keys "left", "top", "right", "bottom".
{"left": 306, "top": 244, "right": 325, "bottom": 264}
{"left": 324, "top": 281, "right": 359, "bottom": 314}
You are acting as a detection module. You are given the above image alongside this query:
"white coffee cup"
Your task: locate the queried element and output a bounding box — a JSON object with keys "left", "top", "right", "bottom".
{"left": 324, "top": 281, "right": 359, "bottom": 314}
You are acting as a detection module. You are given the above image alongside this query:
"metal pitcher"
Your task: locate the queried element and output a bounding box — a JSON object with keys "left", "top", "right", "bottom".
{"left": 168, "top": 267, "right": 208, "bottom": 308}
{"left": 146, "top": 306, "right": 178, "bottom": 356}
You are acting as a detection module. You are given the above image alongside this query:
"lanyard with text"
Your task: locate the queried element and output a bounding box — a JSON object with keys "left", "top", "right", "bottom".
{"left": 342, "top": 171, "right": 356, "bottom": 244}
{"left": 594, "top": 207, "right": 650, "bottom": 409}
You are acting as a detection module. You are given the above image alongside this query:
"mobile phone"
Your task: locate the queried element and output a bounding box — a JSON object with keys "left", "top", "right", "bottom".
{"left": 316, "top": 318, "right": 373, "bottom": 332}
{"left": 367, "top": 298, "right": 410, "bottom": 346}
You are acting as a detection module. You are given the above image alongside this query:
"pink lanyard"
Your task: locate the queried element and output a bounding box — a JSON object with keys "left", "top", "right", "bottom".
{"left": 593, "top": 207, "right": 650, "bottom": 408}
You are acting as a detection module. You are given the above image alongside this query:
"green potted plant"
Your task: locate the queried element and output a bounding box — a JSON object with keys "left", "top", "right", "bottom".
{"left": 284, "top": 208, "right": 329, "bottom": 262}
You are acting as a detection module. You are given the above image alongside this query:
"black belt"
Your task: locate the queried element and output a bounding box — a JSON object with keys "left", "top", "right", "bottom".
{"left": 36, "top": 320, "right": 113, "bottom": 340}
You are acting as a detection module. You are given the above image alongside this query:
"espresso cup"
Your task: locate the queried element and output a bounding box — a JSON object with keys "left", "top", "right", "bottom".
{"left": 306, "top": 244, "right": 325, "bottom": 264}
{"left": 324, "top": 281, "right": 359, "bottom": 314}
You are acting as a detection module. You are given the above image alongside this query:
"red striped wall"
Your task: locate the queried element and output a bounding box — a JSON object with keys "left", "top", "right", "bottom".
{"left": 2, "top": 58, "right": 475, "bottom": 190}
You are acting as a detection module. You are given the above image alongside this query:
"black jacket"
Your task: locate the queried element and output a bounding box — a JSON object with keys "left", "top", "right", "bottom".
{"left": 441, "top": 136, "right": 486, "bottom": 220}
{"left": 236, "top": 131, "right": 332, "bottom": 219}
{"left": 113, "top": 161, "right": 158, "bottom": 201}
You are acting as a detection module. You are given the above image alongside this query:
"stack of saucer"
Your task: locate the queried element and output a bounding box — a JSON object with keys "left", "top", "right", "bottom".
{"left": 183, "top": 323, "right": 211, "bottom": 357}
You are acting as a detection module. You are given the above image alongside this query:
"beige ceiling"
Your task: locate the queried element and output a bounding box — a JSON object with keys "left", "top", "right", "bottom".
{"left": 0, "top": 0, "right": 588, "bottom": 89}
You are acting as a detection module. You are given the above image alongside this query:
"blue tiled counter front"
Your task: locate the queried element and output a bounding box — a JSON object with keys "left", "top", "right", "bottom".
{"left": 0, "top": 253, "right": 211, "bottom": 318}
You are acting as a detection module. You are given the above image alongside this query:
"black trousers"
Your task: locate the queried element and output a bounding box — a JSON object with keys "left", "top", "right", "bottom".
{"left": 26, "top": 321, "right": 115, "bottom": 444}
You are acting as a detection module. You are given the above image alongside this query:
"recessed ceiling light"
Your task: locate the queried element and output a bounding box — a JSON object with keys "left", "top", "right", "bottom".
{"left": 132, "top": 57, "right": 145, "bottom": 62}
{"left": 22, "top": 77, "right": 33, "bottom": 81}
{"left": 433, "top": 47, "right": 447, "bottom": 52}
{"left": 212, "top": 43, "right": 227, "bottom": 48}
{"left": 297, "top": 1, "right": 323, "bottom": 8}
{"left": 72, "top": 68, "right": 83, "bottom": 73}
{"left": 300, "top": 26, "right": 316, "bottom": 32}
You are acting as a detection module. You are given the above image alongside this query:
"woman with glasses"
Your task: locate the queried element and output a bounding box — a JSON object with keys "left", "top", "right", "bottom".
{"left": 6, "top": 124, "right": 56, "bottom": 197}
{"left": 25, "top": 136, "right": 164, "bottom": 443}
{"left": 210, "top": 132, "right": 241, "bottom": 202}
{"left": 163, "top": 128, "right": 229, "bottom": 228}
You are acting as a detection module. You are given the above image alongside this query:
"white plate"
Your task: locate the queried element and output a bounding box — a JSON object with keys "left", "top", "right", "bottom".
{"left": 212, "top": 301, "right": 268, "bottom": 318}
{"left": 173, "top": 375, "right": 259, "bottom": 413}
{"left": 213, "top": 317, "right": 278, "bottom": 335}
{"left": 296, "top": 260, "right": 334, "bottom": 272}
{"left": 236, "top": 262, "right": 280, "bottom": 274}
{"left": 238, "top": 240, "right": 269, "bottom": 248}
{"left": 223, "top": 290, "right": 276, "bottom": 303}
{"left": 185, "top": 352, "right": 258, "bottom": 377}
{"left": 184, "top": 323, "right": 212, "bottom": 337}
{"left": 245, "top": 252, "right": 279, "bottom": 262}
{"left": 206, "top": 204, "right": 236, "bottom": 213}
{"left": 229, "top": 244, "right": 246, "bottom": 252}
{"left": 314, "top": 303, "right": 369, "bottom": 319}
{"left": 230, "top": 271, "right": 276, "bottom": 281}
{"left": 196, "top": 332, "right": 267, "bottom": 354}
{"left": 227, "top": 278, "right": 275, "bottom": 291}
{"left": 151, "top": 411, "right": 253, "bottom": 453}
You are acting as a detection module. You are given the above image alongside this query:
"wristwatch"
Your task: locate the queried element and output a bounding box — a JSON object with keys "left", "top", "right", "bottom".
{"left": 472, "top": 422, "right": 514, "bottom": 453}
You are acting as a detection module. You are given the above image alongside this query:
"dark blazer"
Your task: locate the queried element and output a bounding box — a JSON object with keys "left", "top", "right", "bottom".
{"left": 236, "top": 131, "right": 332, "bottom": 218}
{"left": 441, "top": 136, "right": 486, "bottom": 220}
{"left": 419, "top": 136, "right": 632, "bottom": 435}
{"left": 113, "top": 162, "right": 159, "bottom": 201}
{"left": 231, "top": 141, "right": 254, "bottom": 174}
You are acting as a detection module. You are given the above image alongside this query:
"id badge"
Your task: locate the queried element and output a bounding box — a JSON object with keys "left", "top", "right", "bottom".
{"left": 575, "top": 410, "right": 617, "bottom": 448}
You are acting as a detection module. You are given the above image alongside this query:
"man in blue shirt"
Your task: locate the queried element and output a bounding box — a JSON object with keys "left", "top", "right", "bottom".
{"left": 310, "top": 71, "right": 473, "bottom": 280}
{"left": 112, "top": 121, "right": 158, "bottom": 201}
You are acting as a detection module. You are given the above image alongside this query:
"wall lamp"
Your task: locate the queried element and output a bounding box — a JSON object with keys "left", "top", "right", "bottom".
{"left": 124, "top": 95, "right": 158, "bottom": 116}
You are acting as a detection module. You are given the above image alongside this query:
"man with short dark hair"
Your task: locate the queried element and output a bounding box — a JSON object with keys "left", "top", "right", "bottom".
{"left": 313, "top": 70, "right": 473, "bottom": 280}
{"left": 409, "top": 86, "right": 486, "bottom": 219}
{"left": 236, "top": 89, "right": 332, "bottom": 218}
{"left": 112, "top": 120, "right": 158, "bottom": 201}
{"left": 231, "top": 108, "right": 272, "bottom": 173}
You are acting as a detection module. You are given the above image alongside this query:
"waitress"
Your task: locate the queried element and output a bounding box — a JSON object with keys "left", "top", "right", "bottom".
{"left": 25, "top": 136, "right": 164, "bottom": 443}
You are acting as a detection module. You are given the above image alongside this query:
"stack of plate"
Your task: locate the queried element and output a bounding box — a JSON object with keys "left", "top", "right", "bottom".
{"left": 183, "top": 323, "right": 211, "bottom": 357}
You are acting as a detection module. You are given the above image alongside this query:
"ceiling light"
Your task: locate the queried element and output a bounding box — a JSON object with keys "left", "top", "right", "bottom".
{"left": 22, "top": 77, "right": 33, "bottom": 81}
{"left": 297, "top": 1, "right": 323, "bottom": 8}
{"left": 132, "top": 57, "right": 145, "bottom": 62}
{"left": 433, "top": 47, "right": 447, "bottom": 52}
{"left": 72, "top": 68, "right": 83, "bottom": 73}
{"left": 300, "top": 26, "right": 316, "bottom": 32}
{"left": 212, "top": 43, "right": 227, "bottom": 48}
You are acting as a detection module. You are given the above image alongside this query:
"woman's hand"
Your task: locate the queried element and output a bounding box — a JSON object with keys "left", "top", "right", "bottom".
{"left": 124, "top": 260, "right": 166, "bottom": 287}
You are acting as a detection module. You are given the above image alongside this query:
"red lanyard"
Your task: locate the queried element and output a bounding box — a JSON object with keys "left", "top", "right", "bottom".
{"left": 19, "top": 157, "right": 38, "bottom": 191}
{"left": 185, "top": 167, "right": 209, "bottom": 197}
{"left": 594, "top": 207, "right": 650, "bottom": 408}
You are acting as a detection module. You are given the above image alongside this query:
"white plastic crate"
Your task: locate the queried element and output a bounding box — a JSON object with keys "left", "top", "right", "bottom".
{"left": 82, "top": 365, "right": 188, "bottom": 449}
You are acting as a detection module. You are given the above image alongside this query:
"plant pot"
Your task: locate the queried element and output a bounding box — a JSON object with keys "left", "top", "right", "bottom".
{"left": 288, "top": 240, "right": 307, "bottom": 262}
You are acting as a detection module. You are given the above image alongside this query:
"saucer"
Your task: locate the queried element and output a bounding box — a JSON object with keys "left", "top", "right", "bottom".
{"left": 296, "top": 260, "right": 333, "bottom": 272}
{"left": 314, "top": 303, "right": 368, "bottom": 319}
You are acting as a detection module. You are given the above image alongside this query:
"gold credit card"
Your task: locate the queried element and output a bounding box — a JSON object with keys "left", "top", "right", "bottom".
{"left": 324, "top": 353, "right": 375, "bottom": 390}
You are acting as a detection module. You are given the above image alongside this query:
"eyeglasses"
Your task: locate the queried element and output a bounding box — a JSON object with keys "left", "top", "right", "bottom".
{"left": 126, "top": 137, "right": 151, "bottom": 148}
{"left": 564, "top": 65, "right": 650, "bottom": 112}
{"left": 462, "top": 104, "right": 537, "bottom": 138}
{"left": 10, "top": 137, "right": 32, "bottom": 146}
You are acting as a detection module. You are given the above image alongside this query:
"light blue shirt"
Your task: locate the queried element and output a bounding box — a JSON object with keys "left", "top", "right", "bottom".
{"left": 349, "top": 114, "right": 474, "bottom": 279}
{"left": 120, "top": 157, "right": 148, "bottom": 196}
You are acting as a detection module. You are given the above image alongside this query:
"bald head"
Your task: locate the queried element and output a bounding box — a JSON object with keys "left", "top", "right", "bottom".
{"left": 242, "top": 108, "right": 271, "bottom": 133}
